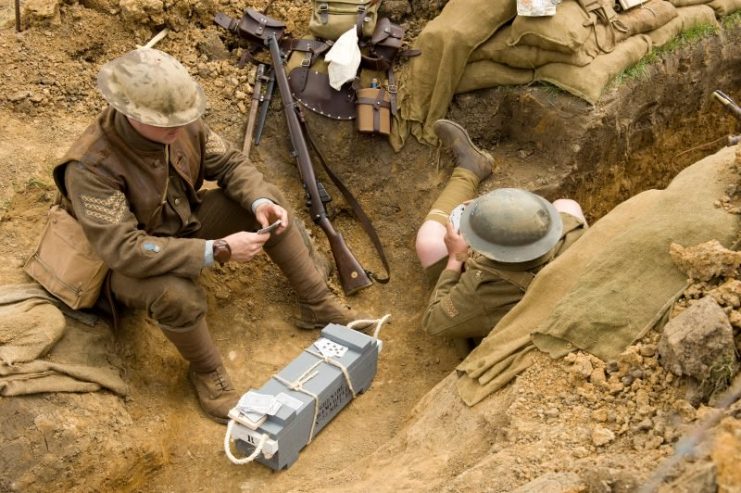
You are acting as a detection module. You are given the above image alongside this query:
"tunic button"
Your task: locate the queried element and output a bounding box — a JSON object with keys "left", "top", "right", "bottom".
{"left": 174, "top": 198, "right": 181, "bottom": 205}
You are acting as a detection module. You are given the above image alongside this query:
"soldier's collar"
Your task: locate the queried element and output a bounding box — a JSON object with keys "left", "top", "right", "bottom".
{"left": 112, "top": 110, "right": 166, "bottom": 153}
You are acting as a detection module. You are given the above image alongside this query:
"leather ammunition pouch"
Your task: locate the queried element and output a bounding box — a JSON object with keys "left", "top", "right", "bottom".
{"left": 214, "top": 8, "right": 286, "bottom": 44}
{"left": 24, "top": 205, "right": 109, "bottom": 310}
{"left": 361, "top": 17, "right": 403, "bottom": 71}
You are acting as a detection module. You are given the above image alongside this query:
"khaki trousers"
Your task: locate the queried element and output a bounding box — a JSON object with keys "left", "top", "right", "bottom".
{"left": 111, "top": 189, "right": 296, "bottom": 331}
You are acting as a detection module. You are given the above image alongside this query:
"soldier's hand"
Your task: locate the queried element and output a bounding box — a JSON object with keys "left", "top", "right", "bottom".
{"left": 222, "top": 231, "right": 270, "bottom": 262}
{"left": 254, "top": 202, "right": 289, "bottom": 235}
{"left": 444, "top": 221, "right": 468, "bottom": 259}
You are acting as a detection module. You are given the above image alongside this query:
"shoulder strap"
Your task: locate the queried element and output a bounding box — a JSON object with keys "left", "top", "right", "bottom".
{"left": 465, "top": 255, "right": 535, "bottom": 292}
{"left": 303, "top": 123, "right": 391, "bottom": 285}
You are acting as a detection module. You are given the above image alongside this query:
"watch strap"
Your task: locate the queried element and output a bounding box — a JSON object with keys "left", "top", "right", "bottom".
{"left": 213, "top": 239, "right": 232, "bottom": 264}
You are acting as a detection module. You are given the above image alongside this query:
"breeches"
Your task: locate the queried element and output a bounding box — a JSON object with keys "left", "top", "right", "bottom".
{"left": 110, "top": 189, "right": 295, "bottom": 330}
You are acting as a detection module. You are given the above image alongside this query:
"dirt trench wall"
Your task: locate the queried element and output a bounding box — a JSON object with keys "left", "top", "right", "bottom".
{"left": 449, "top": 22, "right": 741, "bottom": 219}
{"left": 1, "top": 3, "right": 739, "bottom": 492}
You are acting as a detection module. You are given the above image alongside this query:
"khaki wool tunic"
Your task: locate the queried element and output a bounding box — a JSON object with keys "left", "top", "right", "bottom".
{"left": 422, "top": 213, "right": 586, "bottom": 339}
{"left": 53, "top": 108, "right": 284, "bottom": 280}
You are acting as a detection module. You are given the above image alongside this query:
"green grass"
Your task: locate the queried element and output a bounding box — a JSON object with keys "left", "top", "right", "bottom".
{"left": 539, "top": 81, "right": 567, "bottom": 97}
{"left": 612, "top": 23, "right": 720, "bottom": 85}
{"left": 721, "top": 10, "right": 741, "bottom": 28}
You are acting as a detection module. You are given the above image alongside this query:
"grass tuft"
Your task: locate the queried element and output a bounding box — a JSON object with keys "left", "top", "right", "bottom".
{"left": 612, "top": 23, "right": 720, "bottom": 86}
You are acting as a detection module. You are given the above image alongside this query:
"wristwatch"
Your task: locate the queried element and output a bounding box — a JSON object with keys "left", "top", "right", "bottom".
{"left": 213, "top": 239, "right": 232, "bottom": 265}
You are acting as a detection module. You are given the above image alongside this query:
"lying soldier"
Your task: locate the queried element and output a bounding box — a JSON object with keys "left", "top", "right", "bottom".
{"left": 415, "top": 120, "right": 587, "bottom": 353}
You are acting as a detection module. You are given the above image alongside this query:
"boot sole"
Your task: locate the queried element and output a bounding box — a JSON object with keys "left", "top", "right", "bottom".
{"left": 294, "top": 318, "right": 325, "bottom": 330}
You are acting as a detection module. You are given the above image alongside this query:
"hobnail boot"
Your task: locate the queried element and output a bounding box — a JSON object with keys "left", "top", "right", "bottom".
{"left": 296, "top": 297, "right": 373, "bottom": 331}
{"left": 433, "top": 119, "right": 495, "bottom": 181}
{"left": 188, "top": 365, "right": 239, "bottom": 424}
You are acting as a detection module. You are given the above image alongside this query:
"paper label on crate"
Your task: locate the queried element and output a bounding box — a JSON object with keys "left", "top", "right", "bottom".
{"left": 237, "top": 391, "right": 282, "bottom": 416}
{"left": 314, "top": 338, "right": 349, "bottom": 358}
{"left": 275, "top": 392, "right": 304, "bottom": 411}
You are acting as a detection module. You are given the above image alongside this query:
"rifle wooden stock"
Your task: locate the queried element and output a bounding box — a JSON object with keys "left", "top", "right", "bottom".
{"left": 267, "top": 35, "right": 372, "bottom": 295}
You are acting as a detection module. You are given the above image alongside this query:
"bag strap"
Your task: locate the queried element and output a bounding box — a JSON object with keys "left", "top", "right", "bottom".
{"left": 577, "top": 0, "right": 629, "bottom": 53}
{"left": 280, "top": 38, "right": 334, "bottom": 66}
{"left": 303, "top": 122, "right": 391, "bottom": 285}
{"left": 385, "top": 68, "right": 397, "bottom": 116}
{"left": 355, "top": 4, "right": 366, "bottom": 38}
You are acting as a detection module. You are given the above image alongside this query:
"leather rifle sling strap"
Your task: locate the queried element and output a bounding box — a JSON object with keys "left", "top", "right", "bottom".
{"left": 303, "top": 124, "right": 391, "bottom": 284}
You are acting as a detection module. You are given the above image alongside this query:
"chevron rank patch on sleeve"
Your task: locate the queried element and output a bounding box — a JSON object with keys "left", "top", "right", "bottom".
{"left": 80, "top": 191, "right": 128, "bottom": 224}
{"left": 205, "top": 130, "right": 227, "bottom": 156}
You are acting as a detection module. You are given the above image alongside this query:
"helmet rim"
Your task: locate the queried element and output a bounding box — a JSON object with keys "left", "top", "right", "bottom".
{"left": 97, "top": 48, "right": 206, "bottom": 128}
{"left": 460, "top": 188, "right": 563, "bottom": 263}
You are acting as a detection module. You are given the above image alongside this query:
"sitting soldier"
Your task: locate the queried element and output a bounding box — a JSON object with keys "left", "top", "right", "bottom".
{"left": 51, "top": 48, "right": 367, "bottom": 423}
{"left": 415, "top": 120, "right": 587, "bottom": 352}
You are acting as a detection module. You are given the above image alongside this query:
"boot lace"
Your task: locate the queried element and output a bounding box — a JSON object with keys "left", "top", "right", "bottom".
{"left": 210, "top": 367, "right": 234, "bottom": 392}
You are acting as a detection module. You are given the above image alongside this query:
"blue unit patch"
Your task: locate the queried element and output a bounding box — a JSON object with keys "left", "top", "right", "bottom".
{"left": 143, "top": 242, "right": 161, "bottom": 253}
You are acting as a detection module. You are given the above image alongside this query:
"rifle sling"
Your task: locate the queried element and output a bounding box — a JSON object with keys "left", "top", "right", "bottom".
{"left": 304, "top": 123, "right": 391, "bottom": 284}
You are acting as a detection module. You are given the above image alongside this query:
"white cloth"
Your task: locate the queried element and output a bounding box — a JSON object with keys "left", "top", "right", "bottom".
{"left": 325, "top": 28, "right": 361, "bottom": 90}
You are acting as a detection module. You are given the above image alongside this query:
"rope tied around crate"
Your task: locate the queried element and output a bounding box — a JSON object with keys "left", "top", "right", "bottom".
{"left": 273, "top": 349, "right": 357, "bottom": 444}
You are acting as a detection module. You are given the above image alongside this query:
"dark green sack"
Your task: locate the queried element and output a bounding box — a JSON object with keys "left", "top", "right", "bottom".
{"left": 309, "top": 0, "right": 381, "bottom": 41}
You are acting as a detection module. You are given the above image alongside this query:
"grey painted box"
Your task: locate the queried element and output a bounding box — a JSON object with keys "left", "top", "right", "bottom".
{"left": 226, "top": 323, "right": 381, "bottom": 469}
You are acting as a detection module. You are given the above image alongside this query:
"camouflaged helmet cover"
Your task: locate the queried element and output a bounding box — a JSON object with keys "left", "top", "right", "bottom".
{"left": 459, "top": 188, "right": 563, "bottom": 263}
{"left": 97, "top": 48, "right": 206, "bottom": 127}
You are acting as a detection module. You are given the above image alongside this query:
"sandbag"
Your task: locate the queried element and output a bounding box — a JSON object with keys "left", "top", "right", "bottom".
{"left": 456, "top": 60, "right": 534, "bottom": 93}
{"left": 668, "top": 0, "right": 711, "bottom": 7}
{"left": 507, "top": 0, "right": 593, "bottom": 54}
{"left": 647, "top": 4, "right": 718, "bottom": 47}
{"left": 473, "top": 1, "right": 674, "bottom": 70}
{"left": 534, "top": 34, "right": 652, "bottom": 104}
{"left": 457, "top": 145, "right": 740, "bottom": 406}
{"left": 618, "top": 0, "right": 679, "bottom": 35}
{"left": 390, "top": 0, "right": 517, "bottom": 149}
{"left": 470, "top": 25, "right": 597, "bottom": 69}
{"left": 0, "top": 284, "right": 65, "bottom": 365}
{"left": 0, "top": 283, "right": 128, "bottom": 396}
{"left": 707, "top": 0, "right": 741, "bottom": 16}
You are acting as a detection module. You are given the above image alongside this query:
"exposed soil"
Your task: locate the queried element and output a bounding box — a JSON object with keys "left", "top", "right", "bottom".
{"left": 0, "top": 1, "right": 740, "bottom": 492}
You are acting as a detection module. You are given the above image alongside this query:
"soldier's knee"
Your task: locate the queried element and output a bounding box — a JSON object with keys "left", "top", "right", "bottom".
{"left": 149, "top": 278, "right": 207, "bottom": 328}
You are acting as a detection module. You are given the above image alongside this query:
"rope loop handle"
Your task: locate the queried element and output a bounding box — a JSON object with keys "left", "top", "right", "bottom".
{"left": 348, "top": 313, "right": 391, "bottom": 340}
{"left": 224, "top": 420, "right": 269, "bottom": 465}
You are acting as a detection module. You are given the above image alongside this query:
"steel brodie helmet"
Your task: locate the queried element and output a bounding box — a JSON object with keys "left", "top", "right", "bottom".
{"left": 97, "top": 48, "right": 206, "bottom": 127}
{"left": 459, "top": 188, "right": 563, "bottom": 263}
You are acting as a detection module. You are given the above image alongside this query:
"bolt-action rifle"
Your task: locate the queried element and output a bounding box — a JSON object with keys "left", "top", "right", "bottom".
{"left": 214, "top": 9, "right": 377, "bottom": 295}
{"left": 266, "top": 34, "right": 372, "bottom": 294}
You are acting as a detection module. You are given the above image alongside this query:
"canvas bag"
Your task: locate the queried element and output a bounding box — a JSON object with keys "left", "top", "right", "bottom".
{"left": 309, "top": 0, "right": 382, "bottom": 41}
{"left": 23, "top": 205, "right": 109, "bottom": 310}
